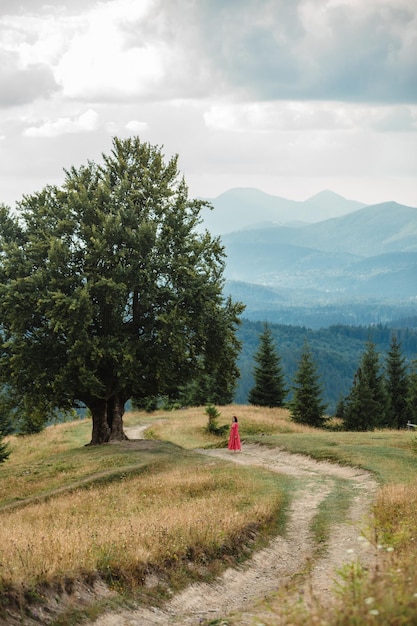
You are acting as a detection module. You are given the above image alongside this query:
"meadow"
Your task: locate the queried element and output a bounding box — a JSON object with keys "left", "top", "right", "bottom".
{"left": 1, "top": 405, "right": 416, "bottom": 625}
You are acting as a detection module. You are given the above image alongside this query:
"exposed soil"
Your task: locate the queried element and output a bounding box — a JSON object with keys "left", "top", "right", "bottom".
{"left": 84, "top": 425, "right": 378, "bottom": 625}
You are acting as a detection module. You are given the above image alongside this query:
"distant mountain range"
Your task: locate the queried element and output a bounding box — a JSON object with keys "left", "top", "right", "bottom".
{"left": 200, "top": 188, "right": 366, "bottom": 234}
{"left": 200, "top": 188, "right": 417, "bottom": 327}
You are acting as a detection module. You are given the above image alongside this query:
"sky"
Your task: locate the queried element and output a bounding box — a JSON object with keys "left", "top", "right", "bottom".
{"left": 0, "top": 0, "right": 416, "bottom": 210}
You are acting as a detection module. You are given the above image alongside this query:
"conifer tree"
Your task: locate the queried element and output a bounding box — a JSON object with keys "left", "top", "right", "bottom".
{"left": 384, "top": 334, "right": 410, "bottom": 429}
{"left": 407, "top": 359, "right": 417, "bottom": 426}
{"left": 289, "top": 340, "right": 327, "bottom": 427}
{"left": 248, "top": 324, "right": 287, "bottom": 407}
{"left": 343, "top": 341, "right": 386, "bottom": 431}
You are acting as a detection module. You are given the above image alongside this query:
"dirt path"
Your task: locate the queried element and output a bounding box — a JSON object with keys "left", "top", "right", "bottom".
{"left": 86, "top": 426, "right": 378, "bottom": 625}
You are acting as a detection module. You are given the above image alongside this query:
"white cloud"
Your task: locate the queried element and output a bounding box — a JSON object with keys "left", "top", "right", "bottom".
{"left": 125, "top": 120, "right": 148, "bottom": 132}
{"left": 204, "top": 102, "right": 356, "bottom": 133}
{"left": 55, "top": 0, "right": 167, "bottom": 100}
{"left": 367, "top": 106, "right": 417, "bottom": 132}
{"left": 23, "top": 108, "right": 99, "bottom": 137}
{"left": 1, "top": 0, "right": 167, "bottom": 102}
{"left": 204, "top": 105, "right": 240, "bottom": 132}
{"left": 0, "top": 12, "right": 71, "bottom": 67}
{"left": 57, "top": 38, "right": 166, "bottom": 100}
{"left": 204, "top": 101, "right": 417, "bottom": 137}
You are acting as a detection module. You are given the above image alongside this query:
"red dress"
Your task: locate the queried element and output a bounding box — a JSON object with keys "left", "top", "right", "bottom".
{"left": 228, "top": 421, "right": 241, "bottom": 451}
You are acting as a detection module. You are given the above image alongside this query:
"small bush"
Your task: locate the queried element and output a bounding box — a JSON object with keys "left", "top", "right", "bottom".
{"left": 205, "top": 405, "right": 228, "bottom": 436}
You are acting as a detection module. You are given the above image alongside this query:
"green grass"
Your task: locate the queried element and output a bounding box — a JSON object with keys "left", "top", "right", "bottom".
{"left": 311, "top": 478, "right": 353, "bottom": 554}
{"left": 251, "top": 430, "right": 417, "bottom": 484}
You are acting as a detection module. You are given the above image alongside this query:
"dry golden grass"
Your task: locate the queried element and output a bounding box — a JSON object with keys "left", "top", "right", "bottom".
{"left": 1, "top": 467, "right": 282, "bottom": 586}
{"left": 325, "top": 482, "right": 417, "bottom": 625}
{"left": 1, "top": 416, "right": 167, "bottom": 505}
{"left": 373, "top": 482, "right": 417, "bottom": 550}
{"left": 143, "top": 404, "right": 316, "bottom": 449}
{"left": 1, "top": 420, "right": 92, "bottom": 503}
{"left": 0, "top": 417, "right": 285, "bottom": 589}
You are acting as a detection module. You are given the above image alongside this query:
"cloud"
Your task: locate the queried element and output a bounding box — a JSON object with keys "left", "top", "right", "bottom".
{"left": 23, "top": 108, "right": 99, "bottom": 137}
{"left": 54, "top": 0, "right": 168, "bottom": 100}
{"left": 189, "top": 0, "right": 417, "bottom": 104}
{"left": 0, "top": 0, "right": 100, "bottom": 17}
{"left": 0, "top": 51, "right": 59, "bottom": 107}
{"left": 203, "top": 102, "right": 355, "bottom": 133}
{"left": 203, "top": 101, "right": 417, "bottom": 136}
{"left": 2, "top": 0, "right": 416, "bottom": 107}
{"left": 367, "top": 106, "right": 417, "bottom": 132}
{"left": 0, "top": 0, "right": 416, "bottom": 210}
{"left": 1, "top": 0, "right": 166, "bottom": 103}
{"left": 125, "top": 120, "right": 148, "bottom": 132}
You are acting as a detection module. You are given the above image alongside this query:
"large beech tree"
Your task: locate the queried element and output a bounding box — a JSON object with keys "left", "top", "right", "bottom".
{"left": 0, "top": 137, "right": 243, "bottom": 444}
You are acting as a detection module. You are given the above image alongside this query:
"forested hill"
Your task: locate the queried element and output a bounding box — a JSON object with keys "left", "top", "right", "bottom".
{"left": 235, "top": 318, "right": 417, "bottom": 415}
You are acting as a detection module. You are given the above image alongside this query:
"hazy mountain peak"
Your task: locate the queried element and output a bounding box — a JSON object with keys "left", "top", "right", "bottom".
{"left": 304, "top": 189, "right": 366, "bottom": 213}
{"left": 215, "top": 187, "right": 266, "bottom": 198}
{"left": 212, "top": 187, "right": 289, "bottom": 204}
{"left": 201, "top": 187, "right": 368, "bottom": 235}
{"left": 306, "top": 189, "right": 348, "bottom": 201}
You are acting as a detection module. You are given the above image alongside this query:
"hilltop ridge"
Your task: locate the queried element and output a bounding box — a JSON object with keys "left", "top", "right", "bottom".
{"left": 200, "top": 187, "right": 367, "bottom": 234}
{"left": 202, "top": 188, "right": 417, "bottom": 327}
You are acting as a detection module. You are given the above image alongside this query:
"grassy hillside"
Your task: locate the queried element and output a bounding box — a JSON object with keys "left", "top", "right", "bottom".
{"left": 1, "top": 406, "right": 417, "bottom": 625}
{"left": 0, "top": 408, "right": 291, "bottom": 624}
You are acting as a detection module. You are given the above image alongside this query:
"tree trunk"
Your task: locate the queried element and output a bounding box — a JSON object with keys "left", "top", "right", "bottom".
{"left": 85, "top": 394, "right": 128, "bottom": 444}
{"left": 108, "top": 394, "right": 128, "bottom": 441}
{"left": 88, "top": 398, "right": 111, "bottom": 445}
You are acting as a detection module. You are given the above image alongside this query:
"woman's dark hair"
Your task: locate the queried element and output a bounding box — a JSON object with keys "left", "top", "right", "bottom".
{"left": 233, "top": 416, "right": 238, "bottom": 422}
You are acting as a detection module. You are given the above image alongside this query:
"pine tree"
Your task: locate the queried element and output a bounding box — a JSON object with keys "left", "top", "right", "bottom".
{"left": 248, "top": 324, "right": 287, "bottom": 407}
{"left": 289, "top": 341, "right": 327, "bottom": 427}
{"left": 407, "top": 359, "right": 417, "bottom": 426}
{"left": 343, "top": 341, "right": 386, "bottom": 431}
{"left": 384, "top": 334, "right": 410, "bottom": 429}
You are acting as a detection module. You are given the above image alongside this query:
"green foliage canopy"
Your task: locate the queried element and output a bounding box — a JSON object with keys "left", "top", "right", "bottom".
{"left": 0, "top": 137, "right": 244, "bottom": 444}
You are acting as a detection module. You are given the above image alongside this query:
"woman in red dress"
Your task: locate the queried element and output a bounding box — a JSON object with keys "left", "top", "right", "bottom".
{"left": 228, "top": 416, "right": 241, "bottom": 451}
